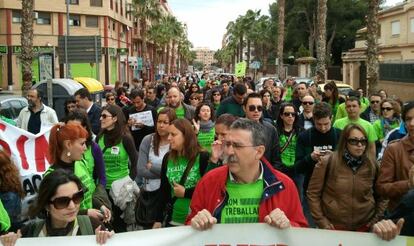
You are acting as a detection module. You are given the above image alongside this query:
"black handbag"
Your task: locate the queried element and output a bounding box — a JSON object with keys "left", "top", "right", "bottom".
{"left": 135, "top": 188, "right": 160, "bottom": 226}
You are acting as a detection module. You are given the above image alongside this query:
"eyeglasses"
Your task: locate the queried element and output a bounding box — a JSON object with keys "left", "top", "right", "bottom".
{"left": 302, "top": 101, "right": 314, "bottom": 105}
{"left": 100, "top": 114, "right": 113, "bottom": 119}
{"left": 370, "top": 100, "right": 380, "bottom": 104}
{"left": 283, "top": 112, "right": 296, "bottom": 117}
{"left": 107, "top": 98, "right": 115, "bottom": 101}
{"left": 190, "top": 97, "right": 199, "bottom": 100}
{"left": 248, "top": 105, "right": 263, "bottom": 112}
{"left": 49, "top": 190, "right": 84, "bottom": 209}
{"left": 382, "top": 107, "right": 393, "bottom": 112}
{"left": 347, "top": 138, "right": 368, "bottom": 146}
{"left": 223, "top": 140, "right": 256, "bottom": 149}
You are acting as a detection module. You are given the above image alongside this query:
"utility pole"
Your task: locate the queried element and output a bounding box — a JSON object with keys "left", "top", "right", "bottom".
{"left": 65, "top": 0, "right": 71, "bottom": 78}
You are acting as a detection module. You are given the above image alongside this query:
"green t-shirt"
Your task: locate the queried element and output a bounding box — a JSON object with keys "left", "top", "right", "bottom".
{"left": 333, "top": 117, "right": 378, "bottom": 142}
{"left": 167, "top": 155, "right": 201, "bottom": 224}
{"left": 373, "top": 119, "right": 400, "bottom": 141}
{"left": 335, "top": 101, "right": 368, "bottom": 121}
{"left": 0, "top": 199, "right": 10, "bottom": 232}
{"left": 198, "top": 79, "right": 206, "bottom": 88}
{"left": 175, "top": 106, "right": 185, "bottom": 119}
{"left": 279, "top": 133, "right": 298, "bottom": 167}
{"left": 284, "top": 86, "right": 293, "bottom": 102}
{"left": 197, "top": 127, "right": 215, "bottom": 152}
{"left": 221, "top": 179, "right": 263, "bottom": 224}
{"left": 98, "top": 136, "right": 130, "bottom": 189}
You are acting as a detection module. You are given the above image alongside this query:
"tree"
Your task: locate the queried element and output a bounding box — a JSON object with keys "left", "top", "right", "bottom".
{"left": 131, "top": 0, "right": 162, "bottom": 78}
{"left": 316, "top": 0, "right": 327, "bottom": 82}
{"left": 366, "top": 0, "right": 380, "bottom": 94}
{"left": 277, "top": 0, "right": 285, "bottom": 80}
{"left": 21, "top": 0, "right": 34, "bottom": 96}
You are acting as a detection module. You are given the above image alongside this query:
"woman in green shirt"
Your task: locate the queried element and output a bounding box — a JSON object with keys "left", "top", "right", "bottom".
{"left": 155, "top": 119, "right": 210, "bottom": 228}
{"left": 373, "top": 99, "right": 401, "bottom": 154}
{"left": 276, "top": 103, "right": 304, "bottom": 196}
{"left": 193, "top": 103, "right": 215, "bottom": 153}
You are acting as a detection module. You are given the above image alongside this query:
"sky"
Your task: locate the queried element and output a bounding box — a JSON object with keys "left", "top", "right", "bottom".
{"left": 168, "top": 0, "right": 405, "bottom": 51}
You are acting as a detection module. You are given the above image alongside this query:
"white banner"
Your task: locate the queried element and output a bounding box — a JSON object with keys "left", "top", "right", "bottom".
{"left": 14, "top": 224, "right": 412, "bottom": 246}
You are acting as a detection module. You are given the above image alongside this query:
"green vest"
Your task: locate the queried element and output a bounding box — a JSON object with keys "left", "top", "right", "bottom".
{"left": 98, "top": 136, "right": 129, "bottom": 189}
{"left": 44, "top": 161, "right": 96, "bottom": 210}
{"left": 0, "top": 199, "right": 10, "bottom": 232}
{"left": 82, "top": 146, "right": 95, "bottom": 180}
{"left": 197, "top": 128, "right": 215, "bottom": 152}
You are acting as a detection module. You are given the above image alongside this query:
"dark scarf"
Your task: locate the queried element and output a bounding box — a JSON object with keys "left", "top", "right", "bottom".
{"left": 45, "top": 216, "right": 76, "bottom": 236}
{"left": 343, "top": 149, "right": 364, "bottom": 172}
{"left": 199, "top": 120, "right": 215, "bottom": 133}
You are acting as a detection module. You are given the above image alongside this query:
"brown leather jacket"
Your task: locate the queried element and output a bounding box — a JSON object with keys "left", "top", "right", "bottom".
{"left": 376, "top": 136, "right": 414, "bottom": 211}
{"left": 307, "top": 152, "right": 386, "bottom": 231}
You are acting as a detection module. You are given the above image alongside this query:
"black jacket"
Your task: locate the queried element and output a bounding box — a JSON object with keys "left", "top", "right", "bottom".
{"left": 88, "top": 103, "right": 102, "bottom": 135}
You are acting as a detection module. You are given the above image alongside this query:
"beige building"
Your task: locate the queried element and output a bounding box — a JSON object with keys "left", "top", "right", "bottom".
{"left": 342, "top": 0, "right": 414, "bottom": 101}
{"left": 0, "top": 0, "right": 175, "bottom": 90}
{"left": 193, "top": 47, "right": 216, "bottom": 69}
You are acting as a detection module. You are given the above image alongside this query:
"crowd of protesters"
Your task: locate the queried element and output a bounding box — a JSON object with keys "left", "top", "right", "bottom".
{"left": 0, "top": 72, "right": 413, "bottom": 245}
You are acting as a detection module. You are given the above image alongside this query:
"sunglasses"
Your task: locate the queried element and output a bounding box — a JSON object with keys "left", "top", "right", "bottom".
{"left": 283, "top": 112, "right": 296, "bottom": 117}
{"left": 213, "top": 93, "right": 221, "bottom": 96}
{"left": 49, "top": 190, "right": 84, "bottom": 209}
{"left": 347, "top": 138, "right": 368, "bottom": 146}
{"left": 370, "top": 100, "right": 380, "bottom": 104}
{"left": 190, "top": 97, "right": 199, "bottom": 100}
{"left": 101, "top": 114, "right": 113, "bottom": 119}
{"left": 248, "top": 105, "right": 263, "bottom": 112}
{"left": 107, "top": 98, "right": 115, "bottom": 101}
{"left": 382, "top": 107, "right": 393, "bottom": 112}
{"left": 302, "top": 101, "right": 314, "bottom": 105}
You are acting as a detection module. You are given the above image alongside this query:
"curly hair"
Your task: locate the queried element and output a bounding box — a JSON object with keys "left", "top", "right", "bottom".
{"left": 0, "top": 151, "right": 25, "bottom": 197}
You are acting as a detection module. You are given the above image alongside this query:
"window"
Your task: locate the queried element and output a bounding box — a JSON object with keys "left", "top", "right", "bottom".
{"left": 12, "top": 10, "right": 22, "bottom": 23}
{"left": 120, "top": 0, "right": 123, "bottom": 16}
{"left": 36, "top": 12, "right": 51, "bottom": 25}
{"left": 411, "top": 18, "right": 414, "bottom": 33}
{"left": 68, "top": 0, "right": 79, "bottom": 4}
{"left": 69, "top": 15, "right": 81, "bottom": 26}
{"left": 86, "top": 16, "right": 98, "bottom": 27}
{"left": 110, "top": 0, "right": 113, "bottom": 9}
{"left": 391, "top": 21, "right": 400, "bottom": 36}
{"left": 90, "top": 0, "right": 103, "bottom": 7}
{"left": 116, "top": 0, "right": 118, "bottom": 13}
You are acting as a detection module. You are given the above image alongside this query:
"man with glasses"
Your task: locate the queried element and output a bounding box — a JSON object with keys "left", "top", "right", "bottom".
{"left": 333, "top": 97, "right": 377, "bottom": 157}
{"left": 216, "top": 83, "right": 247, "bottom": 118}
{"left": 144, "top": 86, "right": 160, "bottom": 109}
{"left": 124, "top": 89, "right": 156, "bottom": 149}
{"left": 298, "top": 95, "right": 315, "bottom": 129}
{"left": 360, "top": 93, "right": 382, "bottom": 124}
{"left": 186, "top": 118, "right": 308, "bottom": 230}
{"left": 242, "top": 93, "right": 282, "bottom": 169}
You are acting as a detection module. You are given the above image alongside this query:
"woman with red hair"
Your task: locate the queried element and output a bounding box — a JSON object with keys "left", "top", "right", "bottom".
{"left": 45, "top": 123, "right": 111, "bottom": 223}
{"left": 0, "top": 150, "right": 25, "bottom": 231}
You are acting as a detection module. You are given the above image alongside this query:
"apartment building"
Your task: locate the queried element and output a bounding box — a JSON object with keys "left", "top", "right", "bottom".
{"left": 0, "top": 0, "right": 174, "bottom": 90}
{"left": 342, "top": 0, "right": 414, "bottom": 101}
{"left": 194, "top": 47, "right": 216, "bottom": 69}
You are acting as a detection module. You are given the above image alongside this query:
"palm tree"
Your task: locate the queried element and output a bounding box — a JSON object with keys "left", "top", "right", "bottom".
{"left": 316, "top": 0, "right": 327, "bottom": 82}
{"left": 252, "top": 15, "right": 272, "bottom": 74}
{"left": 244, "top": 10, "right": 261, "bottom": 67}
{"left": 162, "top": 16, "right": 183, "bottom": 74}
{"left": 21, "top": 0, "right": 34, "bottom": 96}
{"left": 366, "top": 0, "right": 380, "bottom": 94}
{"left": 148, "top": 21, "right": 169, "bottom": 76}
{"left": 277, "top": 0, "right": 285, "bottom": 80}
{"left": 131, "top": 0, "right": 162, "bottom": 78}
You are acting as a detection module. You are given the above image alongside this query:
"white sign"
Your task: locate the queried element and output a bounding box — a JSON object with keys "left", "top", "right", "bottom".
{"left": 129, "top": 111, "right": 154, "bottom": 131}
{"left": 13, "top": 223, "right": 411, "bottom": 246}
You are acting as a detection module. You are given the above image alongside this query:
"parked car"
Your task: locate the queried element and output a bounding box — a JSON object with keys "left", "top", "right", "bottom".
{"left": 0, "top": 98, "right": 28, "bottom": 121}
{"left": 255, "top": 77, "right": 282, "bottom": 92}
